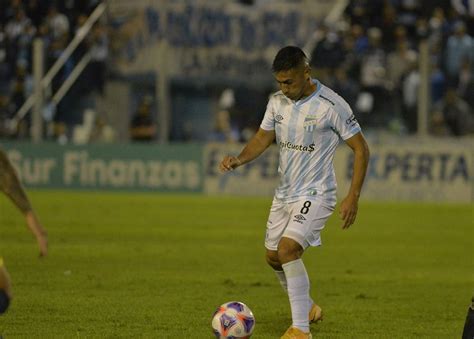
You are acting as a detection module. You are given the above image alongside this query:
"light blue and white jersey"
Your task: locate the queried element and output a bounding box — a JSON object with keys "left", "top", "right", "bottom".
{"left": 260, "top": 80, "right": 361, "bottom": 206}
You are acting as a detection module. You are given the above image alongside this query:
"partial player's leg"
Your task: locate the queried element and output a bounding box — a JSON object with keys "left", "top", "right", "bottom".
{"left": 278, "top": 237, "right": 312, "bottom": 338}
{"left": 265, "top": 199, "right": 326, "bottom": 336}
{"left": 0, "top": 258, "right": 12, "bottom": 314}
{"left": 266, "top": 249, "right": 321, "bottom": 323}
{"left": 462, "top": 296, "right": 474, "bottom": 339}
{"left": 278, "top": 198, "right": 333, "bottom": 338}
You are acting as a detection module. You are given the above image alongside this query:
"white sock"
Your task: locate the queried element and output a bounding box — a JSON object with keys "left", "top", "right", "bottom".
{"left": 282, "top": 259, "right": 310, "bottom": 332}
{"left": 275, "top": 270, "right": 314, "bottom": 310}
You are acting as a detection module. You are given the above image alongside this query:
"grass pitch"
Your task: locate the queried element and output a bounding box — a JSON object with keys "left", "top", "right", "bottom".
{"left": 0, "top": 191, "right": 472, "bottom": 338}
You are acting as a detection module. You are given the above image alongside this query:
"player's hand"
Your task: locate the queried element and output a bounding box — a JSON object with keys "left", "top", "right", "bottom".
{"left": 25, "top": 212, "right": 48, "bottom": 257}
{"left": 219, "top": 156, "right": 242, "bottom": 172}
{"left": 36, "top": 232, "right": 48, "bottom": 257}
{"left": 339, "top": 194, "right": 358, "bottom": 229}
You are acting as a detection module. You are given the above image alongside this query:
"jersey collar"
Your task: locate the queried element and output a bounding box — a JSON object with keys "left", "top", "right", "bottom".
{"left": 294, "top": 79, "right": 322, "bottom": 106}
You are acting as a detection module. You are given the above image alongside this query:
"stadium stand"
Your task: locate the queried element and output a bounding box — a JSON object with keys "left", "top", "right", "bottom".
{"left": 0, "top": 0, "right": 103, "bottom": 140}
{"left": 0, "top": 0, "right": 472, "bottom": 142}
{"left": 310, "top": 0, "right": 473, "bottom": 135}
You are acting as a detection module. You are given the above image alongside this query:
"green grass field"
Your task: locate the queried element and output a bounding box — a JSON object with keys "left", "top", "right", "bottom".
{"left": 0, "top": 191, "right": 472, "bottom": 338}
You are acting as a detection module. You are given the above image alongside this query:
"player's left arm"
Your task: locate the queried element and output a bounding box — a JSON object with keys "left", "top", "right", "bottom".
{"left": 0, "top": 149, "right": 32, "bottom": 213}
{"left": 0, "top": 149, "right": 48, "bottom": 257}
{"left": 339, "top": 132, "right": 370, "bottom": 229}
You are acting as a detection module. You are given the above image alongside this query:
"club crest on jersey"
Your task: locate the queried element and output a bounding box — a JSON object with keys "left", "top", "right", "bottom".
{"left": 303, "top": 115, "right": 317, "bottom": 132}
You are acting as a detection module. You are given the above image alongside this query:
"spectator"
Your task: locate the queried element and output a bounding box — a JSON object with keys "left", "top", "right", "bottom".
{"left": 16, "top": 20, "right": 35, "bottom": 67}
{"left": 396, "top": 0, "right": 422, "bottom": 37}
{"left": 87, "top": 23, "right": 108, "bottom": 96}
{"left": 74, "top": 14, "right": 89, "bottom": 58}
{"left": 0, "top": 92, "right": 14, "bottom": 136}
{"left": 401, "top": 53, "right": 419, "bottom": 133}
{"left": 332, "top": 66, "right": 359, "bottom": 109}
{"left": 0, "top": 25, "right": 8, "bottom": 80}
{"left": 380, "top": 3, "right": 398, "bottom": 50}
{"left": 387, "top": 41, "right": 417, "bottom": 90}
{"left": 130, "top": 96, "right": 156, "bottom": 142}
{"left": 2, "top": 0, "right": 22, "bottom": 22}
{"left": 4, "top": 9, "right": 34, "bottom": 72}
{"left": 310, "top": 26, "right": 345, "bottom": 84}
{"left": 433, "top": 87, "right": 474, "bottom": 136}
{"left": 445, "top": 21, "right": 473, "bottom": 84}
{"left": 208, "top": 110, "right": 240, "bottom": 143}
{"left": 45, "top": 5, "right": 69, "bottom": 42}
{"left": 350, "top": 24, "right": 369, "bottom": 56}
{"left": 360, "top": 27, "right": 386, "bottom": 88}
{"left": 10, "top": 65, "right": 30, "bottom": 113}
{"left": 428, "top": 7, "right": 449, "bottom": 46}
{"left": 4, "top": 9, "right": 31, "bottom": 42}
{"left": 339, "top": 27, "right": 360, "bottom": 80}
{"left": 429, "top": 110, "right": 450, "bottom": 136}
{"left": 25, "top": 0, "right": 47, "bottom": 28}
{"left": 90, "top": 116, "right": 116, "bottom": 143}
{"left": 457, "top": 59, "right": 473, "bottom": 106}
{"left": 208, "top": 89, "right": 240, "bottom": 143}
{"left": 430, "top": 62, "right": 446, "bottom": 104}
{"left": 359, "top": 27, "right": 390, "bottom": 125}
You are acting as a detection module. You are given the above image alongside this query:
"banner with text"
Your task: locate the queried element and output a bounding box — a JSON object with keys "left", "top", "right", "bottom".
{"left": 2, "top": 142, "right": 471, "bottom": 201}
{"left": 204, "top": 142, "right": 280, "bottom": 196}
{"left": 2, "top": 143, "right": 203, "bottom": 192}
{"left": 205, "top": 143, "right": 473, "bottom": 202}
{"left": 334, "top": 143, "right": 473, "bottom": 203}
{"left": 108, "top": 1, "right": 332, "bottom": 82}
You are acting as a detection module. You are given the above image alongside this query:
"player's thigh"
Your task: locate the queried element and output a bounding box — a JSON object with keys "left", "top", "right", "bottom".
{"left": 264, "top": 198, "right": 290, "bottom": 251}
{"left": 283, "top": 198, "right": 334, "bottom": 250}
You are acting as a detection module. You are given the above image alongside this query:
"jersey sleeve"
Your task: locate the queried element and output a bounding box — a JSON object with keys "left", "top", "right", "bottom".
{"left": 328, "top": 98, "right": 361, "bottom": 140}
{"left": 260, "top": 96, "right": 276, "bottom": 131}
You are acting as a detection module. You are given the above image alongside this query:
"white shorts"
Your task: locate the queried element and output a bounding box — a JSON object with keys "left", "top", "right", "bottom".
{"left": 264, "top": 197, "right": 334, "bottom": 251}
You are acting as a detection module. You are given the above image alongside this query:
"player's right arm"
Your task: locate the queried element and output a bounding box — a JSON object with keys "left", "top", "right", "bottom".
{"left": 219, "top": 128, "right": 275, "bottom": 172}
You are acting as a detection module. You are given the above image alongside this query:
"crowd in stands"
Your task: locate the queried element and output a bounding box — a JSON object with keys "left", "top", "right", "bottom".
{"left": 1, "top": 0, "right": 473, "bottom": 143}
{"left": 208, "top": 0, "right": 473, "bottom": 143}
{"left": 309, "top": 0, "right": 473, "bottom": 136}
{"left": 0, "top": 0, "right": 106, "bottom": 141}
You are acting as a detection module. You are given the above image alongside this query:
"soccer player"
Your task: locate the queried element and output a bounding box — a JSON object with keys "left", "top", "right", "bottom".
{"left": 0, "top": 148, "right": 48, "bottom": 257}
{"left": 220, "top": 46, "right": 369, "bottom": 339}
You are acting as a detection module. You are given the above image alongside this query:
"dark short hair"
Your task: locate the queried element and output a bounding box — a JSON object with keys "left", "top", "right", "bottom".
{"left": 0, "top": 289, "right": 10, "bottom": 314}
{"left": 272, "top": 46, "right": 308, "bottom": 72}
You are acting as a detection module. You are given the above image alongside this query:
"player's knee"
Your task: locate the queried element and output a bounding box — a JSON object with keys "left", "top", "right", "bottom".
{"left": 0, "top": 289, "right": 10, "bottom": 314}
{"left": 277, "top": 246, "right": 295, "bottom": 264}
{"left": 277, "top": 238, "right": 303, "bottom": 264}
{"left": 265, "top": 251, "right": 281, "bottom": 270}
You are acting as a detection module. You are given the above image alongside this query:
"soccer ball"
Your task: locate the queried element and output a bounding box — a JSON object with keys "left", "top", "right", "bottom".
{"left": 211, "top": 301, "right": 255, "bottom": 338}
